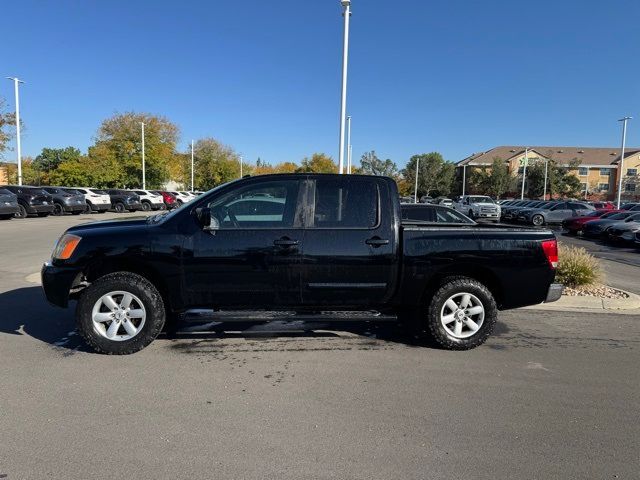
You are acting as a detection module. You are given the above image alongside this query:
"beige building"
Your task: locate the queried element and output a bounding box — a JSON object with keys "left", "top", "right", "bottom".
{"left": 456, "top": 146, "right": 640, "bottom": 200}
{"left": 0, "top": 166, "right": 8, "bottom": 185}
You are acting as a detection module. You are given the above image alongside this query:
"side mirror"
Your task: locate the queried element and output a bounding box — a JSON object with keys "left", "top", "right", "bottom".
{"left": 195, "top": 207, "right": 219, "bottom": 232}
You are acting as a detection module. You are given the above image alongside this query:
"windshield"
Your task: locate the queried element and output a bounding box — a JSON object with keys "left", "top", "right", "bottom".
{"left": 607, "top": 212, "right": 632, "bottom": 220}
{"left": 468, "top": 196, "right": 494, "bottom": 204}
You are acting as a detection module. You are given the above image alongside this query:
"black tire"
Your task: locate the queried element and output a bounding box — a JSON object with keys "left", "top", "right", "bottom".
{"left": 97, "top": 210, "right": 107, "bottom": 214}
{"left": 72, "top": 211, "right": 82, "bottom": 215}
{"left": 0, "top": 214, "right": 12, "bottom": 220}
{"left": 176, "top": 200, "right": 183, "bottom": 207}
{"left": 37, "top": 212, "right": 50, "bottom": 217}
{"left": 532, "top": 214, "right": 544, "bottom": 226}
{"left": 114, "top": 202, "right": 126, "bottom": 213}
{"left": 84, "top": 202, "right": 93, "bottom": 213}
{"left": 424, "top": 277, "right": 497, "bottom": 350}
{"left": 141, "top": 201, "right": 152, "bottom": 211}
{"left": 52, "top": 203, "right": 65, "bottom": 216}
{"left": 468, "top": 210, "right": 474, "bottom": 219}
{"left": 15, "top": 204, "right": 27, "bottom": 219}
{"left": 76, "top": 272, "right": 166, "bottom": 355}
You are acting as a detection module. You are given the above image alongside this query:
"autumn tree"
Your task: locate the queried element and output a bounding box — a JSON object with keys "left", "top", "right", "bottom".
{"left": 402, "top": 152, "right": 455, "bottom": 197}
{"left": 0, "top": 97, "right": 20, "bottom": 159}
{"left": 296, "top": 153, "right": 338, "bottom": 173}
{"left": 192, "top": 137, "right": 242, "bottom": 189}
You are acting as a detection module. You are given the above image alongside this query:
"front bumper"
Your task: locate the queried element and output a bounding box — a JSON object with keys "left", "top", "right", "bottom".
{"left": 41, "top": 262, "right": 79, "bottom": 308}
{"left": 63, "top": 203, "right": 86, "bottom": 212}
{"left": 544, "top": 283, "right": 563, "bottom": 303}
{"left": 27, "top": 204, "right": 55, "bottom": 214}
{"left": 0, "top": 204, "right": 18, "bottom": 215}
{"left": 90, "top": 203, "right": 110, "bottom": 212}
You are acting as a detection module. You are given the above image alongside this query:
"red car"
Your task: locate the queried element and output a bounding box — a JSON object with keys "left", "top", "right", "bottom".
{"left": 152, "top": 191, "right": 178, "bottom": 210}
{"left": 562, "top": 209, "right": 624, "bottom": 234}
{"left": 590, "top": 201, "right": 616, "bottom": 210}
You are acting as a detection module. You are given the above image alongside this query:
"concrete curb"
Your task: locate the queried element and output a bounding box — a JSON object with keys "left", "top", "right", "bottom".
{"left": 524, "top": 287, "right": 640, "bottom": 312}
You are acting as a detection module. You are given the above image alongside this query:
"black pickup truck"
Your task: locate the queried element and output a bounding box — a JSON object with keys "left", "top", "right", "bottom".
{"left": 41, "top": 174, "right": 561, "bottom": 354}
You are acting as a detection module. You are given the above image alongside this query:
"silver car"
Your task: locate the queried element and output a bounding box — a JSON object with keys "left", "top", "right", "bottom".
{"left": 519, "top": 201, "right": 594, "bottom": 226}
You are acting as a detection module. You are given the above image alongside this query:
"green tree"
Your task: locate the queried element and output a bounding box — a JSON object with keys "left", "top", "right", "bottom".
{"left": 469, "top": 157, "right": 511, "bottom": 198}
{"left": 192, "top": 137, "right": 241, "bottom": 190}
{"left": 88, "top": 112, "right": 179, "bottom": 188}
{"left": 33, "top": 147, "right": 82, "bottom": 184}
{"left": 359, "top": 150, "right": 398, "bottom": 177}
{"left": 296, "top": 153, "right": 338, "bottom": 173}
{"left": 49, "top": 156, "right": 96, "bottom": 186}
{"left": 0, "top": 97, "right": 20, "bottom": 159}
{"left": 525, "top": 153, "right": 582, "bottom": 198}
{"left": 402, "top": 152, "right": 455, "bottom": 197}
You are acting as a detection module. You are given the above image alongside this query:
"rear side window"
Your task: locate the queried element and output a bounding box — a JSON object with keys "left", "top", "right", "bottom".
{"left": 401, "top": 207, "right": 436, "bottom": 222}
{"left": 311, "top": 178, "right": 378, "bottom": 228}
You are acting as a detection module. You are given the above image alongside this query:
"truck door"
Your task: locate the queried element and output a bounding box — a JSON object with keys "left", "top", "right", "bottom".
{"left": 300, "top": 177, "right": 398, "bottom": 307}
{"left": 185, "top": 177, "right": 304, "bottom": 307}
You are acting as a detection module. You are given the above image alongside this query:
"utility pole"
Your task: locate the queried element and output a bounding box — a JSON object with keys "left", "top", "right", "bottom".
{"left": 191, "top": 140, "right": 195, "bottom": 192}
{"left": 239, "top": 156, "right": 243, "bottom": 178}
{"left": 414, "top": 157, "right": 420, "bottom": 203}
{"left": 616, "top": 117, "right": 632, "bottom": 209}
{"left": 338, "top": 0, "right": 351, "bottom": 174}
{"left": 140, "top": 122, "right": 146, "bottom": 189}
{"left": 6, "top": 77, "right": 24, "bottom": 185}
{"left": 520, "top": 148, "right": 528, "bottom": 200}
{"left": 346, "top": 115, "right": 352, "bottom": 174}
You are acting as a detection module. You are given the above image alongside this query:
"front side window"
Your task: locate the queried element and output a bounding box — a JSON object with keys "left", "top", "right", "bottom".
{"left": 311, "top": 178, "right": 378, "bottom": 228}
{"left": 208, "top": 180, "right": 300, "bottom": 229}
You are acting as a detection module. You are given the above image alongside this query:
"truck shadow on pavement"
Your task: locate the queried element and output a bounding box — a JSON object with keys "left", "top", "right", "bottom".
{"left": 0, "top": 286, "right": 512, "bottom": 354}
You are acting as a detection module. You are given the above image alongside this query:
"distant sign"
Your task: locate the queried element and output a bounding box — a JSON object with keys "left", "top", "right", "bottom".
{"left": 519, "top": 157, "right": 529, "bottom": 167}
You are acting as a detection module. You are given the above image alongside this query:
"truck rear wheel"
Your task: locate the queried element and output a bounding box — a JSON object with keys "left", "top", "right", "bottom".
{"left": 76, "top": 272, "right": 166, "bottom": 354}
{"left": 424, "top": 277, "right": 497, "bottom": 350}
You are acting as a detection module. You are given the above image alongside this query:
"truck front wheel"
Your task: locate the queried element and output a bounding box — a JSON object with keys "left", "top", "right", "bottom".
{"left": 424, "top": 277, "right": 497, "bottom": 350}
{"left": 76, "top": 272, "right": 166, "bottom": 354}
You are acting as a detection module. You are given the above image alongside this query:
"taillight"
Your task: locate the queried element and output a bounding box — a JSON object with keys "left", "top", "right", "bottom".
{"left": 541, "top": 239, "right": 558, "bottom": 269}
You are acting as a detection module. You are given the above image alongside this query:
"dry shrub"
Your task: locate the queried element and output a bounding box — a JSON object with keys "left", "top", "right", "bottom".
{"left": 556, "top": 244, "right": 602, "bottom": 287}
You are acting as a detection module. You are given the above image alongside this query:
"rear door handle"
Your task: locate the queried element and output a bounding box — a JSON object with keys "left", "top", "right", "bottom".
{"left": 273, "top": 238, "right": 299, "bottom": 246}
{"left": 365, "top": 237, "right": 389, "bottom": 247}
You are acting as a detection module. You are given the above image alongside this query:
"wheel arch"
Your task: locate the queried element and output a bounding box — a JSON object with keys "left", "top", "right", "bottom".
{"left": 419, "top": 264, "right": 504, "bottom": 309}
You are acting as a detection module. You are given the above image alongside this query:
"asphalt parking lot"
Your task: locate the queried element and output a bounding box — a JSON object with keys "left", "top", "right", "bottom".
{"left": 0, "top": 213, "right": 638, "bottom": 479}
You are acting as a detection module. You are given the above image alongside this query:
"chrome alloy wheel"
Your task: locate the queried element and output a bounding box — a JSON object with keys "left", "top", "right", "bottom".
{"left": 440, "top": 292, "right": 485, "bottom": 339}
{"left": 91, "top": 291, "right": 146, "bottom": 341}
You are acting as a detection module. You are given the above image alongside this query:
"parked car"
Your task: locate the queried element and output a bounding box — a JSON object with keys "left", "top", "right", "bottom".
{"left": 635, "top": 231, "right": 640, "bottom": 248}
{"left": 1, "top": 185, "right": 54, "bottom": 218}
{"left": 153, "top": 191, "right": 178, "bottom": 209}
{"left": 453, "top": 195, "right": 501, "bottom": 222}
{"left": 399, "top": 195, "right": 414, "bottom": 204}
{"left": 582, "top": 211, "right": 637, "bottom": 238}
{"left": 130, "top": 190, "right": 165, "bottom": 211}
{"left": 401, "top": 203, "right": 474, "bottom": 224}
{"left": 169, "top": 191, "right": 193, "bottom": 206}
{"left": 105, "top": 189, "right": 142, "bottom": 212}
{"left": 0, "top": 188, "right": 19, "bottom": 220}
{"left": 71, "top": 188, "right": 111, "bottom": 213}
{"left": 605, "top": 213, "right": 640, "bottom": 243}
{"left": 620, "top": 203, "right": 640, "bottom": 211}
{"left": 42, "top": 174, "right": 561, "bottom": 355}
{"left": 433, "top": 197, "right": 454, "bottom": 207}
{"left": 42, "top": 187, "right": 86, "bottom": 216}
{"left": 589, "top": 201, "right": 616, "bottom": 210}
{"left": 500, "top": 200, "right": 533, "bottom": 220}
{"left": 505, "top": 201, "right": 549, "bottom": 222}
{"left": 518, "top": 201, "right": 594, "bottom": 226}
{"left": 419, "top": 195, "right": 433, "bottom": 204}
{"left": 561, "top": 210, "right": 623, "bottom": 235}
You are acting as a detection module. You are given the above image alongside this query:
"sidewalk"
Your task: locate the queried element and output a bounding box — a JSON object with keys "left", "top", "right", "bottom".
{"left": 525, "top": 288, "right": 640, "bottom": 314}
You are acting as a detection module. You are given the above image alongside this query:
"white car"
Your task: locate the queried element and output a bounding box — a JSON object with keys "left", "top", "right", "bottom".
{"left": 453, "top": 195, "right": 501, "bottom": 222}
{"left": 170, "top": 191, "right": 194, "bottom": 205}
{"left": 73, "top": 187, "right": 111, "bottom": 213}
{"left": 130, "top": 190, "right": 165, "bottom": 211}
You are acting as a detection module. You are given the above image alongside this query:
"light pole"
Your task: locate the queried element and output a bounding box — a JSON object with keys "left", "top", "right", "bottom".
{"left": 191, "top": 140, "right": 195, "bottom": 192}
{"left": 338, "top": 0, "right": 351, "bottom": 174}
{"left": 543, "top": 158, "right": 549, "bottom": 200}
{"left": 6, "top": 77, "right": 24, "bottom": 185}
{"left": 616, "top": 117, "right": 632, "bottom": 209}
{"left": 140, "top": 122, "right": 146, "bottom": 189}
{"left": 346, "top": 115, "right": 352, "bottom": 174}
{"left": 239, "top": 155, "right": 243, "bottom": 178}
{"left": 520, "top": 148, "right": 529, "bottom": 200}
{"left": 414, "top": 157, "right": 420, "bottom": 203}
{"left": 462, "top": 164, "right": 467, "bottom": 196}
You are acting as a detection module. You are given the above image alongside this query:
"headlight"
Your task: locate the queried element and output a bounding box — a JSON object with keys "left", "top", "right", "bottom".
{"left": 52, "top": 234, "right": 82, "bottom": 260}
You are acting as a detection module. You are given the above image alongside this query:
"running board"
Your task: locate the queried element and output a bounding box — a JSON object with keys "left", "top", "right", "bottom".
{"left": 180, "top": 309, "right": 398, "bottom": 323}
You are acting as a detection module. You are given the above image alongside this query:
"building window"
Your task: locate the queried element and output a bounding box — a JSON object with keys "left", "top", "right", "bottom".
{"left": 517, "top": 167, "right": 524, "bottom": 174}
{"left": 598, "top": 183, "right": 609, "bottom": 191}
{"left": 625, "top": 184, "right": 636, "bottom": 192}
{"left": 599, "top": 168, "right": 611, "bottom": 176}
{"left": 627, "top": 168, "right": 638, "bottom": 176}
{"left": 580, "top": 183, "right": 588, "bottom": 191}
{"left": 578, "top": 167, "right": 588, "bottom": 176}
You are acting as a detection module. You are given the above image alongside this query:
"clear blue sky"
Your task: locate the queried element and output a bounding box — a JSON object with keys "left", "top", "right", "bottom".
{"left": 3, "top": 0, "right": 639, "bottom": 168}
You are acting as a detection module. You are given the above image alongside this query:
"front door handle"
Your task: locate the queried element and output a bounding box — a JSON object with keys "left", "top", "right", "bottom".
{"left": 365, "top": 237, "right": 389, "bottom": 247}
{"left": 274, "top": 238, "right": 299, "bottom": 247}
